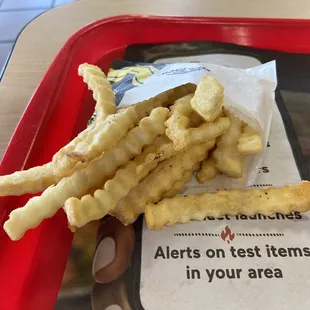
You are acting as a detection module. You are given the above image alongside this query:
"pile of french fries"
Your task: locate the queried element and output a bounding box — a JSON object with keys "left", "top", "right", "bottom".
{"left": 1, "top": 64, "right": 309, "bottom": 241}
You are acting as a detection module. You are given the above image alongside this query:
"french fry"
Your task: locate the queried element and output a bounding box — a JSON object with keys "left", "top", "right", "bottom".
{"left": 237, "top": 123, "right": 263, "bottom": 155}
{"left": 136, "top": 107, "right": 211, "bottom": 176}
{"left": 112, "top": 140, "right": 215, "bottom": 225}
{"left": 62, "top": 107, "right": 138, "bottom": 166}
{"left": 0, "top": 113, "right": 107, "bottom": 196}
{"left": 145, "top": 181, "right": 310, "bottom": 229}
{"left": 0, "top": 107, "right": 140, "bottom": 197}
{"left": 133, "top": 83, "right": 196, "bottom": 120}
{"left": 165, "top": 94, "right": 230, "bottom": 151}
{"left": 190, "top": 76, "right": 224, "bottom": 122}
{"left": 0, "top": 86, "right": 194, "bottom": 197}
{"left": 65, "top": 84, "right": 197, "bottom": 168}
{"left": 78, "top": 63, "right": 116, "bottom": 119}
{"left": 163, "top": 163, "right": 199, "bottom": 198}
{"left": 64, "top": 135, "right": 169, "bottom": 228}
{"left": 0, "top": 163, "right": 60, "bottom": 196}
{"left": 3, "top": 108, "right": 169, "bottom": 240}
{"left": 136, "top": 138, "right": 175, "bottom": 176}
{"left": 197, "top": 156, "right": 218, "bottom": 183}
{"left": 213, "top": 110, "right": 243, "bottom": 178}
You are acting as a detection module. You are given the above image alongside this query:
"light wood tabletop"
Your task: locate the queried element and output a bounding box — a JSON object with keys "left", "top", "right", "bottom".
{"left": 1, "top": 0, "right": 310, "bottom": 159}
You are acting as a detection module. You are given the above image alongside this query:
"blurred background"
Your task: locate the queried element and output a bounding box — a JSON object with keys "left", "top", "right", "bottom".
{"left": 0, "top": 0, "right": 77, "bottom": 77}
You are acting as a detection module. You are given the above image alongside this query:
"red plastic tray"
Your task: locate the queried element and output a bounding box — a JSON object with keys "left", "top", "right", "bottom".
{"left": 2, "top": 15, "right": 310, "bottom": 310}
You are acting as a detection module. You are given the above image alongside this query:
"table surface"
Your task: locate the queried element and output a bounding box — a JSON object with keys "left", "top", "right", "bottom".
{"left": 1, "top": 0, "right": 310, "bottom": 159}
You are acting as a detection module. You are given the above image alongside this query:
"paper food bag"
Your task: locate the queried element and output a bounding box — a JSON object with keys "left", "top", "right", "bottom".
{"left": 111, "top": 61, "right": 277, "bottom": 188}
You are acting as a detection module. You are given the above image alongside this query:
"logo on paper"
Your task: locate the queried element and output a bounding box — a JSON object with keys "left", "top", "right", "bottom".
{"left": 108, "top": 65, "right": 159, "bottom": 86}
{"left": 221, "top": 226, "right": 235, "bottom": 244}
{"left": 158, "top": 66, "right": 210, "bottom": 76}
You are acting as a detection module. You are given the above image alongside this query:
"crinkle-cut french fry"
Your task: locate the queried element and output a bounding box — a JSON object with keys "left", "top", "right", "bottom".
{"left": 0, "top": 163, "right": 61, "bottom": 196}
{"left": 165, "top": 94, "right": 230, "bottom": 151}
{"left": 145, "top": 181, "right": 310, "bottom": 229}
{"left": 0, "top": 112, "right": 104, "bottom": 196}
{"left": 197, "top": 156, "right": 218, "bottom": 183}
{"left": 3, "top": 108, "right": 169, "bottom": 241}
{"left": 78, "top": 63, "right": 116, "bottom": 119}
{"left": 131, "top": 91, "right": 171, "bottom": 121}
{"left": 183, "top": 117, "right": 229, "bottom": 147}
{"left": 112, "top": 140, "right": 215, "bottom": 226}
{"left": 136, "top": 137, "right": 174, "bottom": 176}
{"left": 133, "top": 83, "right": 195, "bottom": 120}
{"left": 136, "top": 111, "right": 222, "bottom": 176}
{"left": 237, "top": 123, "right": 263, "bottom": 155}
{"left": 0, "top": 120, "right": 99, "bottom": 196}
{"left": 190, "top": 76, "right": 224, "bottom": 122}
{"left": 213, "top": 110, "right": 243, "bottom": 178}
{"left": 136, "top": 109, "right": 204, "bottom": 176}
{"left": 53, "top": 85, "right": 190, "bottom": 175}
{"left": 42, "top": 89, "right": 173, "bottom": 177}
{"left": 0, "top": 87, "right": 194, "bottom": 197}
{"left": 64, "top": 135, "right": 169, "bottom": 228}
{"left": 62, "top": 107, "right": 139, "bottom": 165}
{"left": 3, "top": 107, "right": 139, "bottom": 191}
{"left": 163, "top": 164, "right": 199, "bottom": 198}
{"left": 0, "top": 112, "right": 102, "bottom": 196}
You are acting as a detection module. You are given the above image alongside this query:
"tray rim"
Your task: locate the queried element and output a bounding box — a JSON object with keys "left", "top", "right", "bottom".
{"left": 3, "top": 14, "right": 310, "bottom": 173}
{"left": 2, "top": 14, "right": 310, "bottom": 310}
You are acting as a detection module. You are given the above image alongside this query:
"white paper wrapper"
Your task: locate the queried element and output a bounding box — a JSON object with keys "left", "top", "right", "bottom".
{"left": 139, "top": 55, "right": 304, "bottom": 310}
{"left": 118, "top": 61, "right": 277, "bottom": 188}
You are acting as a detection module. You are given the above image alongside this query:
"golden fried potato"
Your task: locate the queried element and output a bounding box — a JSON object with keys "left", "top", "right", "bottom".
{"left": 3, "top": 108, "right": 169, "bottom": 241}
{"left": 197, "top": 156, "right": 218, "bottom": 183}
{"left": 145, "top": 181, "right": 310, "bottom": 229}
{"left": 163, "top": 163, "right": 199, "bottom": 198}
{"left": 237, "top": 123, "right": 263, "bottom": 155}
{"left": 62, "top": 107, "right": 139, "bottom": 166}
{"left": 136, "top": 137, "right": 174, "bottom": 176}
{"left": 112, "top": 140, "right": 215, "bottom": 225}
{"left": 0, "top": 163, "right": 60, "bottom": 196}
{"left": 78, "top": 63, "right": 116, "bottom": 119}
{"left": 0, "top": 84, "right": 200, "bottom": 198}
{"left": 136, "top": 109, "right": 205, "bottom": 176}
{"left": 133, "top": 83, "right": 196, "bottom": 120}
{"left": 165, "top": 94, "right": 230, "bottom": 151}
{"left": 64, "top": 135, "right": 169, "bottom": 228}
{"left": 0, "top": 116, "right": 100, "bottom": 196}
{"left": 213, "top": 110, "right": 243, "bottom": 178}
{"left": 0, "top": 107, "right": 139, "bottom": 197}
{"left": 190, "top": 76, "right": 224, "bottom": 122}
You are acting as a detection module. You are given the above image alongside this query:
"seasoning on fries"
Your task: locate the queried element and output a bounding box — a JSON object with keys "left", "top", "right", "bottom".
{"left": 1, "top": 63, "right": 308, "bottom": 241}
{"left": 145, "top": 182, "right": 310, "bottom": 229}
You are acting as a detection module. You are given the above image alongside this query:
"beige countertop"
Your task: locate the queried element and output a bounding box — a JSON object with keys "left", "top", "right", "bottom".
{"left": 1, "top": 0, "right": 310, "bottom": 158}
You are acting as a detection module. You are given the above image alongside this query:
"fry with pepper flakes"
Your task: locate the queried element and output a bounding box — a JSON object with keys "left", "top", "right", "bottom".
{"left": 112, "top": 140, "right": 215, "bottom": 226}
{"left": 4, "top": 108, "right": 169, "bottom": 240}
{"left": 1, "top": 67, "right": 280, "bottom": 242}
{"left": 197, "top": 156, "right": 218, "bottom": 183}
{"left": 64, "top": 135, "right": 170, "bottom": 228}
{"left": 165, "top": 94, "right": 230, "bottom": 151}
{"left": 163, "top": 163, "right": 199, "bottom": 198}
{"left": 145, "top": 181, "right": 310, "bottom": 229}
